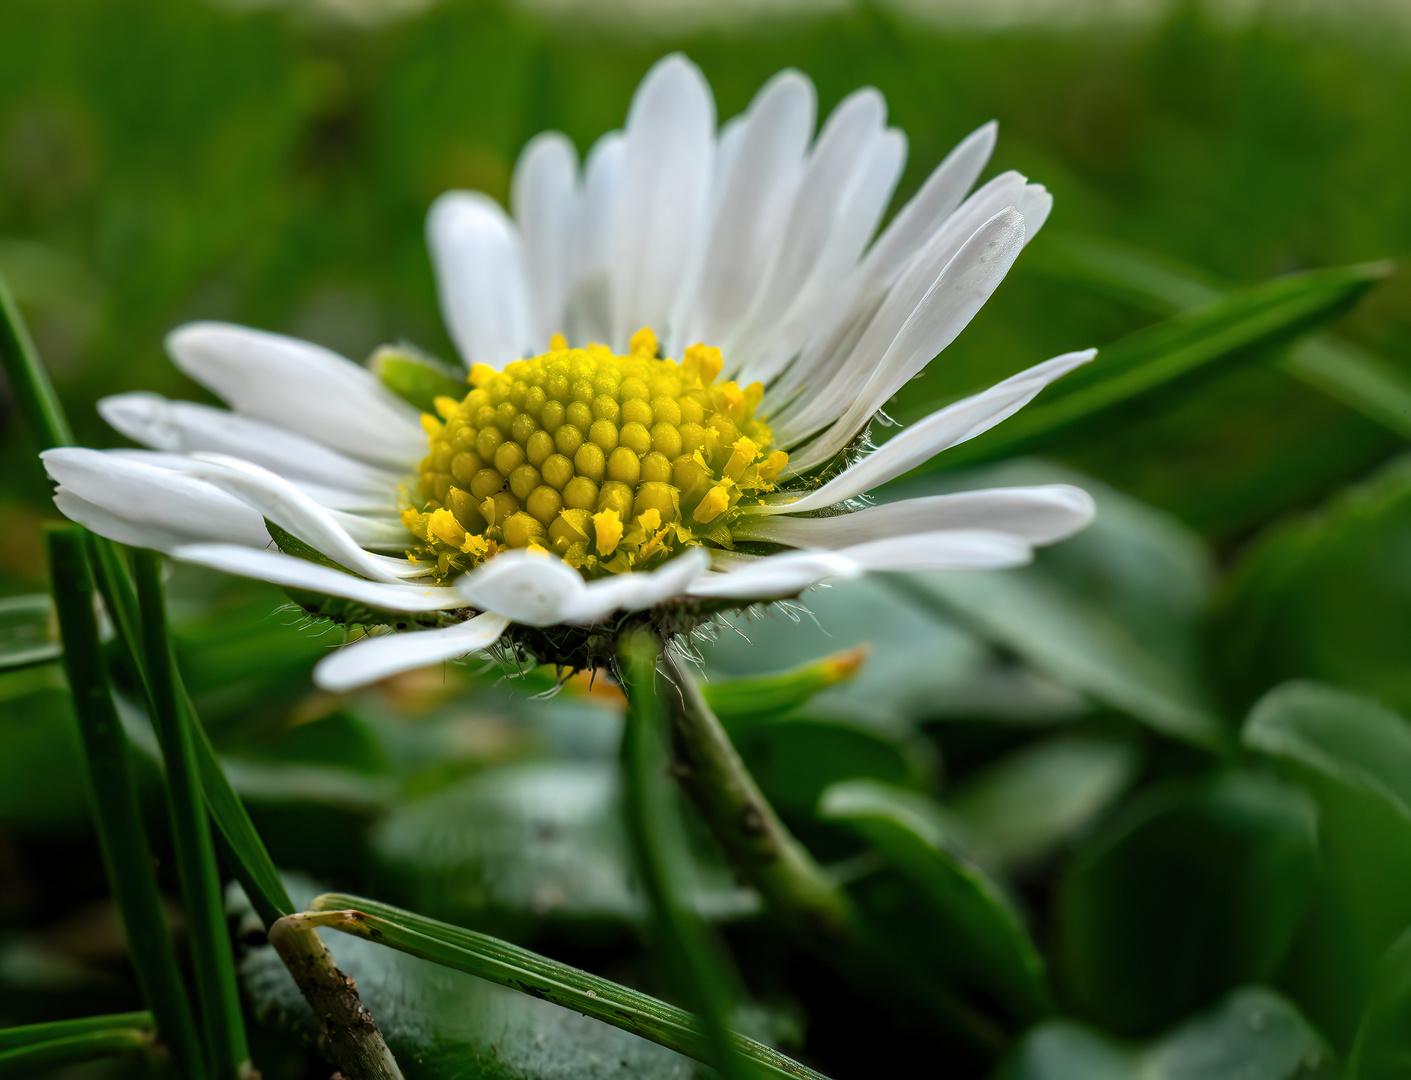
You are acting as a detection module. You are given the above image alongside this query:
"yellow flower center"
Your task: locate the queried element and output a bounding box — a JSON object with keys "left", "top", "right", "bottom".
{"left": 404, "top": 328, "right": 788, "bottom": 580}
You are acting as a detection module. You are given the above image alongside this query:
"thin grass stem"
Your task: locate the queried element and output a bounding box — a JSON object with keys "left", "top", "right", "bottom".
{"left": 47, "top": 525, "right": 208, "bottom": 1080}
{"left": 0, "top": 1029, "right": 153, "bottom": 1077}
{"left": 0, "top": 1012, "right": 152, "bottom": 1051}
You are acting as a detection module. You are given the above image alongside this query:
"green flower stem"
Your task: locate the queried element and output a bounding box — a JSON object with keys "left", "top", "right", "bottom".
{"left": 656, "top": 643, "right": 1007, "bottom": 1054}
{"left": 656, "top": 645, "right": 856, "bottom": 940}
{"left": 266, "top": 916, "right": 406, "bottom": 1080}
{"left": 0, "top": 272, "right": 72, "bottom": 447}
{"left": 619, "top": 631, "right": 756, "bottom": 1080}
{"left": 0, "top": 1028, "right": 154, "bottom": 1077}
{"left": 303, "top": 894, "right": 831, "bottom": 1080}
{"left": 0, "top": 1012, "right": 152, "bottom": 1051}
{"left": 47, "top": 526, "right": 208, "bottom": 1080}
{"left": 134, "top": 550, "right": 252, "bottom": 1079}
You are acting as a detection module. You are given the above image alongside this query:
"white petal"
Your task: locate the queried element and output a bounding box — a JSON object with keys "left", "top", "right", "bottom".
{"left": 860, "top": 120, "right": 998, "bottom": 286}
{"left": 566, "top": 547, "right": 710, "bottom": 623}
{"left": 513, "top": 133, "right": 581, "bottom": 349}
{"left": 756, "top": 348, "right": 1097, "bottom": 514}
{"left": 313, "top": 613, "right": 511, "bottom": 693}
{"left": 686, "top": 550, "right": 861, "bottom": 601}
{"left": 184, "top": 454, "right": 417, "bottom": 582}
{"left": 725, "top": 88, "right": 901, "bottom": 382}
{"left": 788, "top": 207, "right": 1030, "bottom": 470}
{"left": 172, "top": 544, "right": 461, "bottom": 613}
{"left": 610, "top": 54, "right": 716, "bottom": 350}
{"left": 427, "top": 191, "right": 532, "bottom": 368}
{"left": 99, "top": 392, "right": 401, "bottom": 493}
{"left": 772, "top": 170, "right": 1030, "bottom": 429}
{"left": 736, "top": 485, "right": 1096, "bottom": 547}
{"left": 837, "top": 529, "right": 1033, "bottom": 572}
{"left": 1016, "top": 183, "right": 1053, "bottom": 239}
{"left": 457, "top": 551, "right": 584, "bottom": 625}
{"left": 43, "top": 448, "right": 268, "bottom": 550}
{"left": 669, "top": 70, "right": 815, "bottom": 357}
{"left": 166, "top": 322, "right": 425, "bottom": 472}
{"left": 564, "top": 131, "right": 625, "bottom": 346}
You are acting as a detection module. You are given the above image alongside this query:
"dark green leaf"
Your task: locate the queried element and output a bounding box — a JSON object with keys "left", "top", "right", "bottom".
{"left": 1000, "top": 986, "right": 1334, "bottom": 1080}
{"left": 947, "top": 736, "right": 1139, "bottom": 870}
{"left": 1347, "top": 926, "right": 1411, "bottom": 1080}
{"left": 1056, "top": 771, "right": 1318, "bottom": 1034}
{"left": 1244, "top": 682, "right": 1411, "bottom": 822}
{"left": 818, "top": 779, "right": 1050, "bottom": 1019}
{"left": 1213, "top": 457, "right": 1411, "bottom": 717}
{"left": 936, "top": 260, "right": 1390, "bottom": 469}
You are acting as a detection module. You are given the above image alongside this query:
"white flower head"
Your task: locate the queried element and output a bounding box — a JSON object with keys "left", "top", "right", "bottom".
{"left": 43, "top": 54, "right": 1096, "bottom": 692}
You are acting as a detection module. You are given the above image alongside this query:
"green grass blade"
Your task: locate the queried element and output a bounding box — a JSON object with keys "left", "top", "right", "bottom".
{"left": 701, "top": 647, "right": 867, "bottom": 728}
{"left": 303, "top": 894, "right": 829, "bottom": 1080}
{"left": 47, "top": 526, "right": 207, "bottom": 1080}
{"left": 619, "top": 632, "right": 757, "bottom": 1080}
{"left": 0, "top": 271, "right": 72, "bottom": 447}
{"left": 934, "top": 260, "right": 1391, "bottom": 470}
{"left": 0, "top": 1012, "right": 153, "bottom": 1051}
{"left": 135, "top": 551, "right": 251, "bottom": 1078}
{"left": 0, "top": 1029, "right": 153, "bottom": 1076}
{"left": 1038, "top": 234, "right": 1411, "bottom": 441}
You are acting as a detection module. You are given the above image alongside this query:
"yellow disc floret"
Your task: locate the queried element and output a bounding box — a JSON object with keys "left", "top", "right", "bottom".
{"left": 403, "top": 329, "right": 787, "bottom": 580}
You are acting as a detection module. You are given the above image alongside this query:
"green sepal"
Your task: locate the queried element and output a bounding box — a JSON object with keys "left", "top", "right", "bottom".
{"left": 371, "top": 345, "right": 467, "bottom": 412}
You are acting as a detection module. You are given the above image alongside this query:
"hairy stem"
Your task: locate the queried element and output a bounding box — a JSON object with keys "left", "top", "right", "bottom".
{"left": 267, "top": 915, "right": 405, "bottom": 1080}
{"left": 657, "top": 645, "right": 856, "bottom": 940}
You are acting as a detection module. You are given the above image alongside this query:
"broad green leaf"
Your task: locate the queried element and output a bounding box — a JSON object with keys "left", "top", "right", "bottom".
{"left": 1244, "top": 682, "right": 1411, "bottom": 823}
{"left": 372, "top": 346, "right": 468, "bottom": 412}
{"left": 0, "top": 594, "right": 60, "bottom": 672}
{"left": 936, "top": 260, "right": 1390, "bottom": 469}
{"left": 947, "top": 736, "right": 1139, "bottom": 870}
{"left": 1036, "top": 233, "right": 1411, "bottom": 440}
{"left": 369, "top": 761, "right": 753, "bottom": 930}
{"left": 1000, "top": 986, "right": 1334, "bottom": 1080}
{"left": 294, "top": 893, "right": 828, "bottom": 1080}
{"left": 890, "top": 460, "right": 1221, "bottom": 745}
{"left": 1213, "top": 456, "right": 1411, "bottom": 717}
{"left": 818, "top": 779, "right": 1049, "bottom": 1019}
{"left": 1347, "top": 927, "right": 1411, "bottom": 1080}
{"left": 1057, "top": 772, "right": 1318, "bottom": 1034}
{"left": 0, "top": 678, "right": 91, "bottom": 831}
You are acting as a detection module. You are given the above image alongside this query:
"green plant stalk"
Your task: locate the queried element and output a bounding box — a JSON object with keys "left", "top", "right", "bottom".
{"left": 47, "top": 526, "right": 208, "bottom": 1080}
{"left": 135, "top": 551, "right": 251, "bottom": 1079}
{"left": 266, "top": 916, "right": 406, "bottom": 1080}
{"left": 656, "top": 646, "right": 856, "bottom": 940}
{"left": 0, "top": 1012, "right": 153, "bottom": 1051}
{"left": 301, "top": 896, "right": 831, "bottom": 1080}
{"left": 619, "top": 632, "right": 755, "bottom": 1080}
{"left": 0, "top": 1029, "right": 154, "bottom": 1077}
{"left": 0, "top": 272, "right": 72, "bottom": 447}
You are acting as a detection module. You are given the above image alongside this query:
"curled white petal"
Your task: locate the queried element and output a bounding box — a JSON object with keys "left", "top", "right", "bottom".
{"left": 99, "top": 392, "right": 400, "bottom": 493}
{"left": 789, "top": 206, "right": 1030, "bottom": 468}
{"left": 758, "top": 349, "right": 1097, "bottom": 515}
{"left": 428, "top": 191, "right": 533, "bottom": 369}
{"left": 166, "top": 322, "right": 424, "bottom": 472}
{"left": 686, "top": 550, "right": 861, "bottom": 601}
{"left": 314, "top": 612, "right": 512, "bottom": 693}
{"left": 171, "top": 545, "right": 457, "bottom": 612}
{"left": 184, "top": 454, "right": 419, "bottom": 582}
{"left": 566, "top": 547, "right": 710, "bottom": 623}
{"left": 42, "top": 448, "right": 268, "bottom": 551}
{"left": 736, "top": 485, "right": 1095, "bottom": 548}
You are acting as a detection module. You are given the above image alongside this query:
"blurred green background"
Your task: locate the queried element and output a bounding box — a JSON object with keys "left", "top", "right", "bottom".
{"left": 6, "top": 1, "right": 1411, "bottom": 1077}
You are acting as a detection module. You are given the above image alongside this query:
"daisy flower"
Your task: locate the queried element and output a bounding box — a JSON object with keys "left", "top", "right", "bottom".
{"left": 42, "top": 54, "right": 1096, "bottom": 693}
